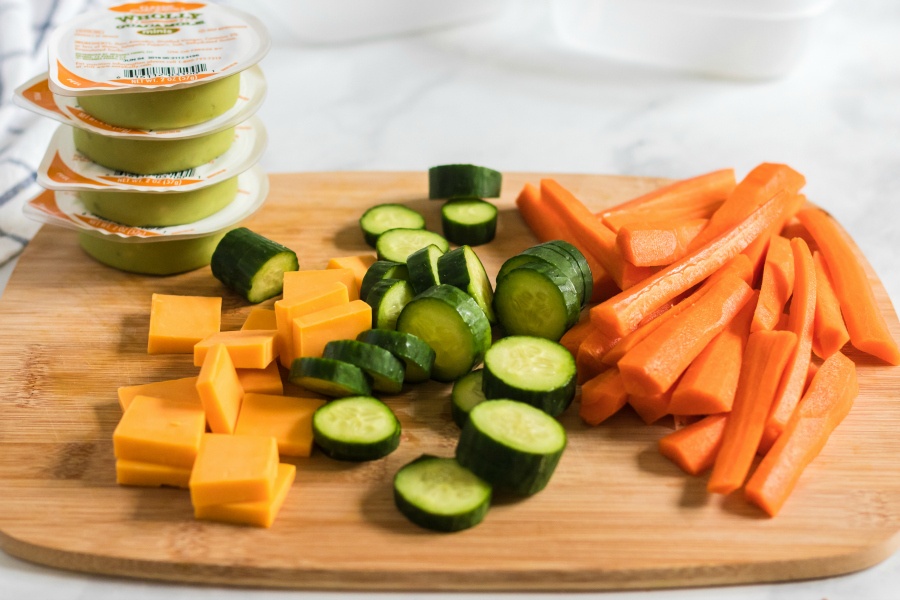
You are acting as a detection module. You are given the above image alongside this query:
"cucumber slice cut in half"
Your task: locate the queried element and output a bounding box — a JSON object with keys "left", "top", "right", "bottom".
{"left": 396, "top": 284, "right": 491, "bottom": 383}
{"left": 450, "top": 368, "right": 487, "bottom": 428}
{"left": 313, "top": 396, "right": 400, "bottom": 461}
{"left": 359, "top": 260, "right": 409, "bottom": 301}
{"left": 441, "top": 199, "right": 498, "bottom": 246}
{"left": 456, "top": 399, "right": 567, "bottom": 496}
{"left": 288, "top": 357, "right": 372, "bottom": 398}
{"left": 428, "top": 164, "right": 502, "bottom": 200}
{"left": 210, "top": 227, "right": 299, "bottom": 303}
{"left": 323, "top": 339, "right": 405, "bottom": 394}
{"left": 492, "top": 261, "right": 580, "bottom": 341}
{"left": 483, "top": 336, "right": 576, "bottom": 416}
{"left": 356, "top": 329, "right": 436, "bottom": 383}
{"left": 437, "top": 245, "right": 496, "bottom": 324}
{"left": 366, "top": 278, "right": 415, "bottom": 331}
{"left": 359, "top": 203, "right": 425, "bottom": 247}
{"left": 394, "top": 454, "right": 492, "bottom": 532}
{"left": 406, "top": 244, "right": 445, "bottom": 295}
{"left": 376, "top": 229, "right": 450, "bottom": 264}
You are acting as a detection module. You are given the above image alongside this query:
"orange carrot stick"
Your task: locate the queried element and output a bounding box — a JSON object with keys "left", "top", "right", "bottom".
{"left": 796, "top": 207, "right": 900, "bottom": 364}
{"left": 559, "top": 312, "right": 594, "bottom": 357}
{"left": 618, "top": 275, "right": 754, "bottom": 397}
{"left": 658, "top": 414, "right": 729, "bottom": 476}
{"left": 628, "top": 387, "right": 673, "bottom": 425}
{"left": 616, "top": 218, "right": 708, "bottom": 267}
{"left": 575, "top": 327, "right": 620, "bottom": 384}
{"left": 750, "top": 235, "right": 795, "bottom": 332}
{"left": 702, "top": 254, "right": 754, "bottom": 290}
{"left": 811, "top": 250, "right": 850, "bottom": 359}
{"left": 579, "top": 368, "right": 629, "bottom": 426}
{"left": 707, "top": 330, "right": 797, "bottom": 495}
{"left": 668, "top": 290, "right": 758, "bottom": 416}
{"left": 744, "top": 351, "right": 858, "bottom": 516}
{"left": 742, "top": 193, "right": 808, "bottom": 284}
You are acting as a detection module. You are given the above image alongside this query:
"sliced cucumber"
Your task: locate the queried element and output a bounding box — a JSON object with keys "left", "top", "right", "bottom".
{"left": 365, "top": 278, "right": 414, "bottom": 331}
{"left": 482, "top": 336, "right": 576, "bottom": 416}
{"left": 544, "top": 240, "right": 593, "bottom": 307}
{"left": 396, "top": 284, "right": 491, "bottom": 382}
{"left": 288, "top": 357, "right": 372, "bottom": 398}
{"left": 406, "top": 244, "right": 445, "bottom": 295}
{"left": 359, "top": 203, "right": 425, "bottom": 247}
{"left": 429, "top": 164, "right": 502, "bottom": 200}
{"left": 323, "top": 339, "right": 405, "bottom": 394}
{"left": 441, "top": 199, "right": 498, "bottom": 246}
{"left": 450, "top": 369, "right": 486, "bottom": 428}
{"left": 376, "top": 228, "right": 450, "bottom": 264}
{"left": 496, "top": 253, "right": 537, "bottom": 282}
{"left": 522, "top": 243, "right": 585, "bottom": 308}
{"left": 493, "top": 261, "right": 579, "bottom": 341}
{"left": 356, "top": 329, "right": 436, "bottom": 383}
{"left": 456, "top": 399, "right": 567, "bottom": 496}
{"left": 210, "top": 227, "right": 298, "bottom": 303}
{"left": 360, "top": 260, "right": 409, "bottom": 301}
{"left": 313, "top": 396, "right": 400, "bottom": 461}
{"left": 394, "top": 454, "right": 491, "bottom": 532}
{"left": 437, "top": 245, "right": 496, "bottom": 324}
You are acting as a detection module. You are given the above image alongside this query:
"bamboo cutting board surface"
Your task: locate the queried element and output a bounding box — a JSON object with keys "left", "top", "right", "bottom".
{"left": 0, "top": 171, "right": 899, "bottom": 591}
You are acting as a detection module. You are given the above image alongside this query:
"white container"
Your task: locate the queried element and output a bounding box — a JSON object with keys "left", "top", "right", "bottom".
{"left": 551, "top": 0, "right": 835, "bottom": 79}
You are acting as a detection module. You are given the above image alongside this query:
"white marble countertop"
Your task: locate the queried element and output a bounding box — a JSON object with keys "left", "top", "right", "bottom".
{"left": 1, "top": 0, "right": 898, "bottom": 598}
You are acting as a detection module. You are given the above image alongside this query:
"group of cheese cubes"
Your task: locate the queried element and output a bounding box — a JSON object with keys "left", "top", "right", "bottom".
{"left": 112, "top": 254, "right": 376, "bottom": 527}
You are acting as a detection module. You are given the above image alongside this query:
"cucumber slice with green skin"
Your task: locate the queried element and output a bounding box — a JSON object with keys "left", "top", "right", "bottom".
{"left": 376, "top": 229, "right": 450, "bottom": 264}
{"left": 437, "top": 245, "right": 496, "bottom": 324}
{"left": 482, "top": 336, "right": 576, "bottom": 417}
{"left": 323, "top": 339, "right": 405, "bottom": 394}
{"left": 394, "top": 454, "right": 492, "bottom": 532}
{"left": 406, "top": 244, "right": 445, "bottom": 295}
{"left": 210, "top": 227, "right": 299, "bottom": 304}
{"left": 360, "top": 260, "right": 409, "bottom": 301}
{"left": 366, "top": 278, "right": 415, "bottom": 331}
{"left": 288, "top": 357, "right": 372, "bottom": 398}
{"left": 441, "top": 199, "right": 498, "bottom": 246}
{"left": 359, "top": 203, "right": 426, "bottom": 247}
{"left": 456, "top": 399, "right": 567, "bottom": 496}
{"left": 451, "top": 369, "right": 486, "bottom": 428}
{"left": 521, "top": 243, "right": 585, "bottom": 308}
{"left": 496, "top": 253, "right": 537, "bottom": 283}
{"left": 356, "top": 329, "right": 436, "bottom": 383}
{"left": 396, "top": 284, "right": 491, "bottom": 383}
{"left": 313, "top": 396, "right": 400, "bottom": 461}
{"left": 492, "top": 261, "right": 579, "bottom": 341}
{"left": 543, "top": 240, "right": 593, "bottom": 307}
{"left": 429, "top": 164, "right": 502, "bottom": 200}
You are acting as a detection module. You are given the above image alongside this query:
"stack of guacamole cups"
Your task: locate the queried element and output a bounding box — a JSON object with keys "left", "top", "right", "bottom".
{"left": 16, "top": 1, "right": 271, "bottom": 275}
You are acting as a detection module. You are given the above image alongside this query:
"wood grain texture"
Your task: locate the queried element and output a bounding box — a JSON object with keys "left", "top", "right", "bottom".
{"left": 1, "top": 171, "right": 899, "bottom": 591}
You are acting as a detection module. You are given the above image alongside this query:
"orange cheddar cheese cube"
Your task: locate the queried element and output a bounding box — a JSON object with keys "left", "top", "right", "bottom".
{"left": 112, "top": 395, "right": 206, "bottom": 469}
{"left": 234, "top": 393, "right": 326, "bottom": 457}
{"left": 193, "top": 330, "right": 277, "bottom": 369}
{"left": 193, "top": 463, "right": 295, "bottom": 528}
{"left": 283, "top": 268, "right": 358, "bottom": 302}
{"left": 147, "top": 293, "right": 221, "bottom": 354}
{"left": 327, "top": 255, "right": 376, "bottom": 296}
{"left": 196, "top": 343, "right": 244, "bottom": 434}
{"left": 236, "top": 361, "right": 284, "bottom": 396}
{"left": 116, "top": 459, "right": 192, "bottom": 489}
{"left": 292, "top": 300, "right": 372, "bottom": 360}
{"left": 117, "top": 376, "right": 200, "bottom": 412}
{"left": 189, "top": 433, "right": 279, "bottom": 507}
{"left": 241, "top": 307, "right": 277, "bottom": 331}
{"left": 274, "top": 280, "right": 349, "bottom": 368}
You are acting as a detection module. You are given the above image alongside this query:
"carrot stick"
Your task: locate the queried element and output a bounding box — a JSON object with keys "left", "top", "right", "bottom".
{"left": 811, "top": 250, "right": 850, "bottom": 359}
{"left": 707, "top": 330, "right": 797, "bottom": 495}
{"left": 758, "top": 238, "right": 817, "bottom": 454}
{"left": 579, "top": 368, "right": 629, "bottom": 426}
{"left": 750, "top": 235, "right": 795, "bottom": 332}
{"left": 796, "top": 207, "right": 900, "bottom": 365}
{"left": 658, "top": 414, "right": 728, "bottom": 476}
{"left": 669, "top": 291, "right": 758, "bottom": 416}
{"left": 618, "top": 275, "right": 754, "bottom": 397}
{"left": 589, "top": 189, "right": 790, "bottom": 340}
{"left": 616, "top": 218, "right": 708, "bottom": 267}
{"left": 575, "top": 327, "right": 620, "bottom": 384}
{"left": 744, "top": 351, "right": 859, "bottom": 516}
{"left": 742, "top": 193, "right": 808, "bottom": 284}
{"left": 628, "top": 387, "right": 673, "bottom": 425}
{"left": 559, "top": 312, "right": 594, "bottom": 357}
{"left": 702, "top": 254, "right": 754, "bottom": 290}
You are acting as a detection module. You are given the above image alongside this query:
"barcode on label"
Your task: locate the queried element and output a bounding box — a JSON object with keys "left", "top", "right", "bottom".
{"left": 111, "top": 168, "right": 197, "bottom": 179}
{"left": 121, "top": 64, "right": 208, "bottom": 79}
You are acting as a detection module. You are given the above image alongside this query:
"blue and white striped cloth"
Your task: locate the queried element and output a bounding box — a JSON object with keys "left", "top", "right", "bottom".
{"left": 0, "top": 0, "right": 104, "bottom": 266}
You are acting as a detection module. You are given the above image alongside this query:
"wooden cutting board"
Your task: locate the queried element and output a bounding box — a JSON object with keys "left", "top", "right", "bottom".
{"left": 1, "top": 171, "right": 899, "bottom": 592}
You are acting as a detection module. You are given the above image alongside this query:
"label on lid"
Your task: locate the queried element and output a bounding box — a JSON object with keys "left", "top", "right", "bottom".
{"left": 48, "top": 1, "right": 270, "bottom": 96}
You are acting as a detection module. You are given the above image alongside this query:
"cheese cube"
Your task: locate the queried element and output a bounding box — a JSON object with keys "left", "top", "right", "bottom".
{"left": 274, "top": 280, "right": 349, "bottom": 368}
{"left": 147, "top": 293, "right": 221, "bottom": 354}
{"left": 116, "top": 459, "right": 192, "bottom": 489}
{"left": 112, "top": 395, "right": 206, "bottom": 469}
{"left": 292, "top": 300, "right": 372, "bottom": 360}
{"left": 193, "top": 463, "right": 295, "bottom": 528}
{"left": 327, "top": 255, "right": 376, "bottom": 296}
{"left": 196, "top": 343, "right": 244, "bottom": 434}
{"left": 234, "top": 393, "right": 326, "bottom": 457}
{"left": 189, "top": 433, "right": 279, "bottom": 507}
{"left": 117, "top": 376, "right": 200, "bottom": 412}
{"left": 236, "top": 361, "right": 284, "bottom": 396}
{"left": 193, "top": 330, "right": 277, "bottom": 369}
{"left": 241, "top": 307, "right": 277, "bottom": 331}
{"left": 283, "top": 268, "right": 358, "bottom": 302}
